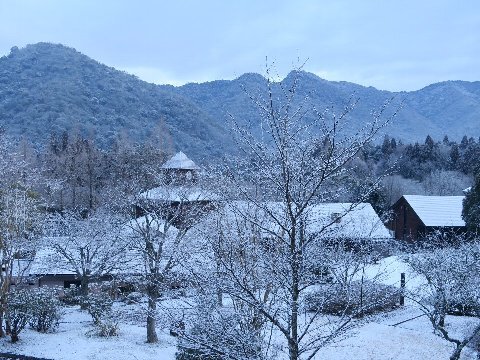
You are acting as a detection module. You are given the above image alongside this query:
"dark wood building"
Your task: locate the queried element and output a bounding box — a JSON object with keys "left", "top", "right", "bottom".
{"left": 388, "top": 195, "right": 465, "bottom": 242}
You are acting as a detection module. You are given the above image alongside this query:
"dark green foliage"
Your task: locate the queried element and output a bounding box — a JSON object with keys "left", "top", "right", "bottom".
{"left": 397, "top": 139, "right": 446, "bottom": 180}
{"left": 304, "top": 281, "right": 400, "bottom": 317}
{"left": 462, "top": 171, "right": 480, "bottom": 233}
{"left": 366, "top": 134, "right": 478, "bottom": 181}
{"left": 448, "top": 298, "right": 480, "bottom": 317}
{"left": 60, "top": 285, "right": 81, "bottom": 305}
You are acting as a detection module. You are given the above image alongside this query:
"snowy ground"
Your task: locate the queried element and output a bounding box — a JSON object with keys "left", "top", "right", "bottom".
{"left": 1, "top": 305, "right": 477, "bottom": 360}
{"left": 0, "top": 305, "right": 177, "bottom": 360}
{"left": 1, "top": 256, "right": 478, "bottom": 360}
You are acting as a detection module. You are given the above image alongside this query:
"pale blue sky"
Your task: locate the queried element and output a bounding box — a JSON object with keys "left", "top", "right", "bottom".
{"left": 0, "top": 0, "right": 478, "bottom": 91}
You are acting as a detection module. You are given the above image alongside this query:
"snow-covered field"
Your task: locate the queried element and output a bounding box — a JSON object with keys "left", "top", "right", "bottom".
{"left": 1, "top": 305, "right": 477, "bottom": 360}
{"left": 0, "top": 305, "right": 177, "bottom": 360}
{"left": 1, "top": 257, "right": 478, "bottom": 360}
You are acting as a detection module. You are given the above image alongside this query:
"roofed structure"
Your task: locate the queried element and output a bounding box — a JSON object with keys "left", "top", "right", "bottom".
{"left": 161, "top": 152, "right": 200, "bottom": 170}
{"left": 306, "top": 202, "right": 392, "bottom": 240}
{"left": 161, "top": 152, "right": 201, "bottom": 185}
{"left": 199, "top": 201, "right": 391, "bottom": 243}
{"left": 136, "top": 151, "right": 216, "bottom": 228}
{"left": 389, "top": 195, "right": 465, "bottom": 241}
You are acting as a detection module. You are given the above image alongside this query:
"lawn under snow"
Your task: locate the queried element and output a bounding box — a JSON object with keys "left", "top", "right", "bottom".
{"left": 0, "top": 305, "right": 177, "bottom": 360}
{"left": 0, "top": 256, "right": 478, "bottom": 360}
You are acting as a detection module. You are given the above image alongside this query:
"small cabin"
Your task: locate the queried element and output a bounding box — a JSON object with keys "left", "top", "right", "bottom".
{"left": 388, "top": 195, "right": 465, "bottom": 242}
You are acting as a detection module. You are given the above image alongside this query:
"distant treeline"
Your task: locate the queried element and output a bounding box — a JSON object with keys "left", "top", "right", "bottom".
{"left": 6, "top": 127, "right": 477, "bottom": 221}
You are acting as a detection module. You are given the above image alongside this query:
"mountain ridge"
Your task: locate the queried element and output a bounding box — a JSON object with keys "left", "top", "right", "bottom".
{"left": 0, "top": 43, "right": 479, "bottom": 159}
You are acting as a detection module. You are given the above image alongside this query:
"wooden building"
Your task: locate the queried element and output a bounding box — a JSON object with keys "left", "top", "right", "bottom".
{"left": 136, "top": 152, "right": 218, "bottom": 229}
{"left": 388, "top": 195, "right": 465, "bottom": 242}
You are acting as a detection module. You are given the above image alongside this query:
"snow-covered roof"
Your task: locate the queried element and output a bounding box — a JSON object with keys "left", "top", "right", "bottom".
{"left": 198, "top": 201, "right": 391, "bottom": 241}
{"left": 306, "top": 203, "right": 392, "bottom": 240}
{"left": 9, "top": 259, "right": 33, "bottom": 277}
{"left": 161, "top": 152, "right": 200, "bottom": 170}
{"left": 29, "top": 247, "right": 76, "bottom": 276}
{"left": 402, "top": 195, "right": 465, "bottom": 227}
{"left": 140, "top": 186, "right": 219, "bottom": 202}
{"left": 124, "top": 215, "right": 179, "bottom": 236}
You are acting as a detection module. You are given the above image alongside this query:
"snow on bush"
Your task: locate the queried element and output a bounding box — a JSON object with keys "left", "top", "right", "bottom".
{"left": 5, "top": 289, "right": 32, "bottom": 343}
{"left": 82, "top": 292, "right": 119, "bottom": 337}
{"left": 304, "top": 281, "right": 400, "bottom": 317}
{"left": 28, "top": 287, "right": 63, "bottom": 333}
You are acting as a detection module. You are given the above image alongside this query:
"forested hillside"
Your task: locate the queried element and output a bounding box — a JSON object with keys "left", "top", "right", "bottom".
{"left": 0, "top": 43, "right": 480, "bottom": 160}
{"left": 172, "top": 70, "right": 480, "bottom": 144}
{"left": 0, "top": 43, "right": 233, "bottom": 157}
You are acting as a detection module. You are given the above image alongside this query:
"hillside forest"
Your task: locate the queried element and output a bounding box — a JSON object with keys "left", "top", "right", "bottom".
{"left": 4, "top": 129, "right": 476, "bottom": 220}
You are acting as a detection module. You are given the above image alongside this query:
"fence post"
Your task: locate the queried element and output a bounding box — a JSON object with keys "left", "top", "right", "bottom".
{"left": 400, "top": 272, "right": 405, "bottom": 306}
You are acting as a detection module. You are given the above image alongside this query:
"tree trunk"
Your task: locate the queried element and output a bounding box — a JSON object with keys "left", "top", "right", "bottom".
{"left": 439, "top": 313, "right": 445, "bottom": 328}
{"left": 146, "top": 293, "right": 158, "bottom": 343}
{"left": 10, "top": 331, "right": 18, "bottom": 343}
{"left": 449, "top": 324, "right": 480, "bottom": 360}
{"left": 289, "top": 225, "right": 300, "bottom": 360}
{"left": 0, "top": 307, "right": 4, "bottom": 338}
{"left": 289, "top": 273, "right": 300, "bottom": 360}
{"left": 80, "top": 276, "right": 90, "bottom": 310}
{"left": 450, "top": 345, "right": 463, "bottom": 360}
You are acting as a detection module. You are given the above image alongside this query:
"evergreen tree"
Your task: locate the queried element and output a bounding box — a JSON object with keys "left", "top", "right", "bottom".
{"left": 449, "top": 144, "right": 460, "bottom": 170}
{"left": 462, "top": 170, "right": 480, "bottom": 233}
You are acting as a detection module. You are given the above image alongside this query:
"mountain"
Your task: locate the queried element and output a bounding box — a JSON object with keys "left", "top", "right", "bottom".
{"left": 172, "top": 71, "right": 480, "bottom": 144}
{"left": 0, "top": 43, "right": 479, "bottom": 159}
{"left": 0, "top": 43, "right": 233, "bottom": 157}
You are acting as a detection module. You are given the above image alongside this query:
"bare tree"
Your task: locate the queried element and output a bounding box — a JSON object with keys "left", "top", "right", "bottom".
{"left": 422, "top": 169, "right": 472, "bottom": 196}
{"left": 41, "top": 209, "right": 128, "bottom": 301}
{"left": 181, "top": 65, "right": 398, "bottom": 360}
{"left": 0, "top": 135, "right": 42, "bottom": 338}
{"left": 126, "top": 212, "right": 189, "bottom": 343}
{"left": 406, "top": 233, "right": 480, "bottom": 360}
{"left": 126, "top": 174, "right": 213, "bottom": 343}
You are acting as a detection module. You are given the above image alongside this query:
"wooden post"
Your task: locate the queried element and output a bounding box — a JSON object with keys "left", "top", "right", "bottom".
{"left": 400, "top": 272, "right": 405, "bottom": 306}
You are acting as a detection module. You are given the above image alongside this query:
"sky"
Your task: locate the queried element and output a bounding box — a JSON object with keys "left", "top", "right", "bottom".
{"left": 0, "top": 0, "right": 479, "bottom": 91}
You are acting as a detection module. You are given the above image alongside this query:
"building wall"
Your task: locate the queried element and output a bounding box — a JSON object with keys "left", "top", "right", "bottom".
{"left": 389, "top": 197, "right": 468, "bottom": 242}
{"left": 389, "top": 197, "right": 425, "bottom": 241}
{"left": 37, "top": 274, "right": 80, "bottom": 289}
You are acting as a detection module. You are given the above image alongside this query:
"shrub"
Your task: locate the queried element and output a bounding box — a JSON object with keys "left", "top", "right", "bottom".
{"left": 176, "top": 311, "right": 262, "bottom": 360}
{"left": 447, "top": 295, "right": 480, "bottom": 317}
{"left": 28, "top": 288, "right": 63, "bottom": 333}
{"left": 304, "top": 281, "right": 400, "bottom": 317}
{"left": 81, "top": 293, "right": 113, "bottom": 325}
{"left": 5, "top": 289, "right": 33, "bottom": 342}
{"left": 87, "top": 316, "right": 119, "bottom": 337}
{"left": 61, "top": 285, "right": 81, "bottom": 305}
{"left": 82, "top": 292, "right": 119, "bottom": 337}
{"left": 124, "top": 291, "right": 143, "bottom": 304}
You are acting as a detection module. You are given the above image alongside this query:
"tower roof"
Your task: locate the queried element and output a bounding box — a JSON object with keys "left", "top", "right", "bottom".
{"left": 161, "top": 152, "right": 200, "bottom": 170}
